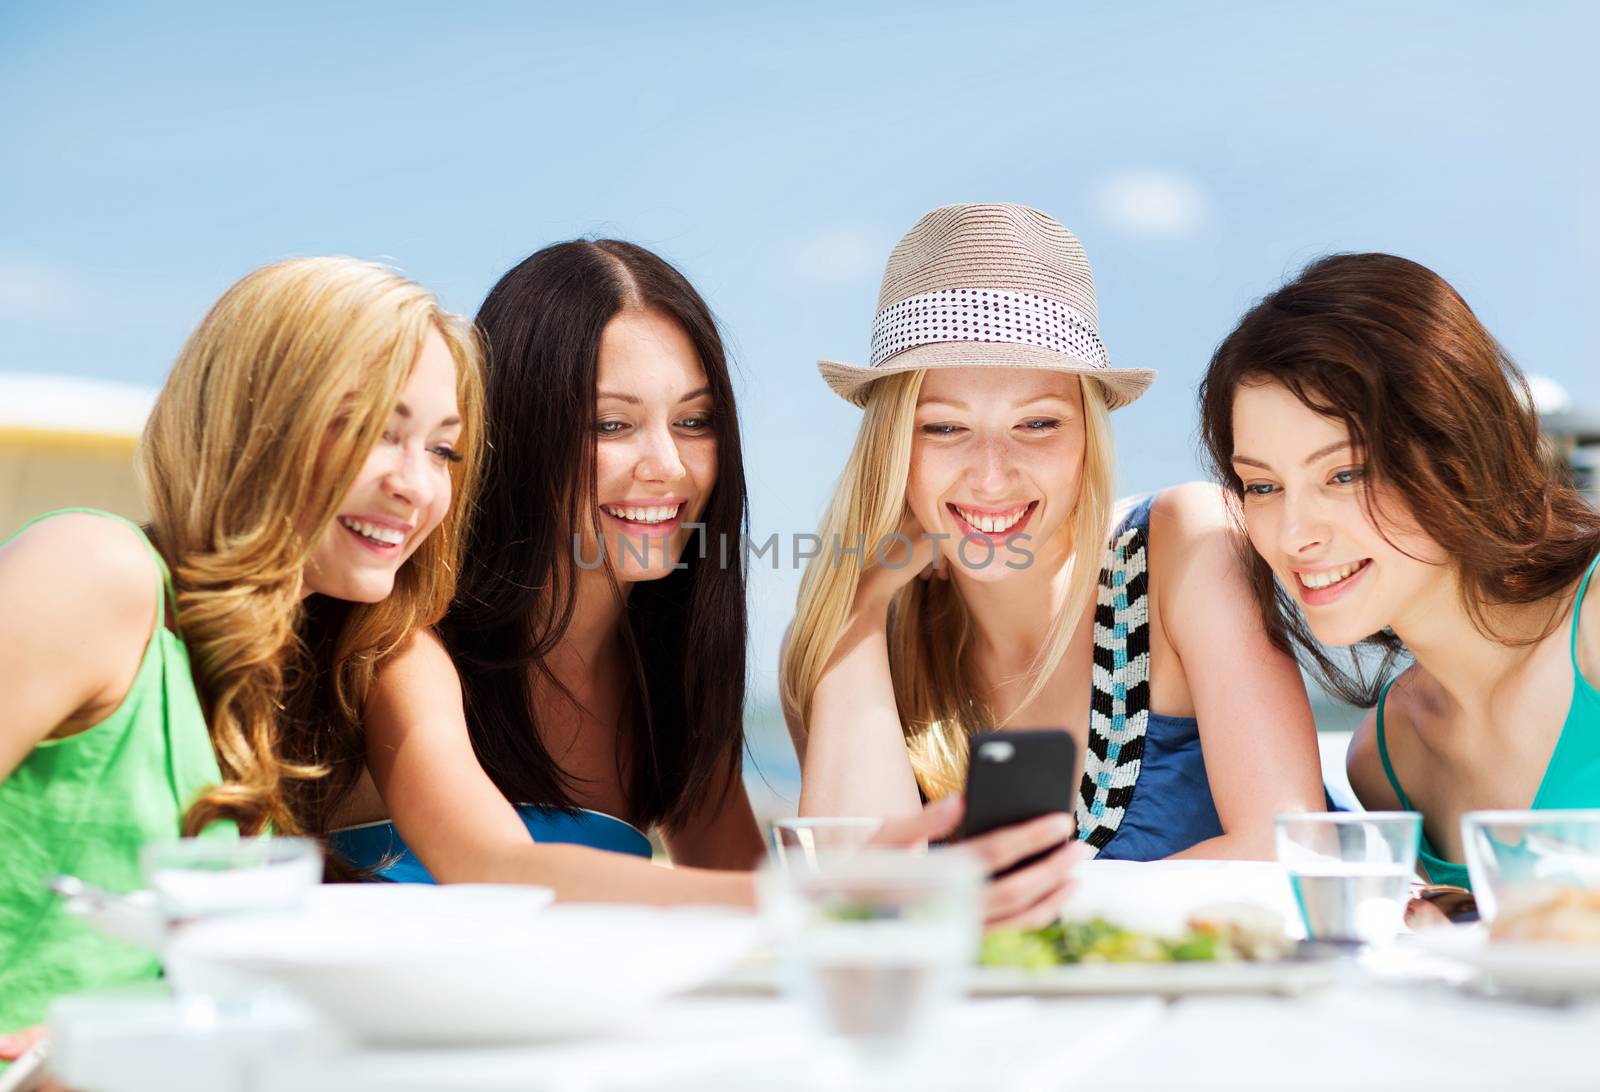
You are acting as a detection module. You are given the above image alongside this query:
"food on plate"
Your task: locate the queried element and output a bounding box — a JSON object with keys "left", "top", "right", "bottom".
{"left": 1489, "top": 888, "right": 1600, "bottom": 945}
{"left": 980, "top": 903, "right": 1292, "bottom": 969}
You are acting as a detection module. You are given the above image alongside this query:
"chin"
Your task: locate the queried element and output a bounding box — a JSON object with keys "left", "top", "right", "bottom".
{"left": 1301, "top": 612, "right": 1385, "bottom": 649}
{"left": 319, "top": 574, "right": 399, "bottom": 604}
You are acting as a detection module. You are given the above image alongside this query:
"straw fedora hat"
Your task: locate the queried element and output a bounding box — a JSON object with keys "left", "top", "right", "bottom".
{"left": 818, "top": 203, "right": 1156, "bottom": 409}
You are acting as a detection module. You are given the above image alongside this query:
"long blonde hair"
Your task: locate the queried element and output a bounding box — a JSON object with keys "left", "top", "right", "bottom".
{"left": 780, "top": 370, "right": 1114, "bottom": 800}
{"left": 140, "top": 257, "right": 485, "bottom": 836}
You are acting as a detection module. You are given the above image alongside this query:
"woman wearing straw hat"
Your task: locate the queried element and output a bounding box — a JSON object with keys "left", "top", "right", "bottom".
{"left": 781, "top": 205, "right": 1324, "bottom": 915}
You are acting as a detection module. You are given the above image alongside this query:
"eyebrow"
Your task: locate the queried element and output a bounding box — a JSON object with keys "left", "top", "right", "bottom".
{"left": 393, "top": 402, "right": 462, "bottom": 428}
{"left": 596, "top": 385, "right": 713, "bottom": 405}
{"left": 1232, "top": 440, "right": 1350, "bottom": 470}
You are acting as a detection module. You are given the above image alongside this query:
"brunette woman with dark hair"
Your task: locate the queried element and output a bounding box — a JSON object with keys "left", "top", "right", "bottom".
{"left": 329, "top": 240, "right": 1071, "bottom": 908}
{"left": 1198, "top": 252, "right": 1600, "bottom": 889}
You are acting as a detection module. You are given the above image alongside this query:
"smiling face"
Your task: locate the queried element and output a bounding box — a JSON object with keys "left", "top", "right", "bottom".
{"left": 1229, "top": 379, "right": 1451, "bottom": 646}
{"left": 584, "top": 306, "right": 718, "bottom": 583}
{"left": 301, "top": 326, "right": 463, "bottom": 603}
{"left": 906, "top": 368, "right": 1086, "bottom": 581}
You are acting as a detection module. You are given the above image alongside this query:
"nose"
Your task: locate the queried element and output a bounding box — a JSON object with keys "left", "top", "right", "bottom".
{"left": 1276, "top": 484, "right": 1330, "bottom": 559}
{"left": 380, "top": 440, "right": 437, "bottom": 511}
{"left": 634, "top": 421, "right": 686, "bottom": 483}
{"left": 966, "top": 433, "right": 1016, "bottom": 497}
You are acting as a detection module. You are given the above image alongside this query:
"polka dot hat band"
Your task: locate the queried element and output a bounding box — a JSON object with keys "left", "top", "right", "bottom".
{"left": 817, "top": 203, "right": 1157, "bottom": 409}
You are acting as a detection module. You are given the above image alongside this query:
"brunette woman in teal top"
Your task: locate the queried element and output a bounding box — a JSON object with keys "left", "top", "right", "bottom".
{"left": 1198, "top": 253, "right": 1600, "bottom": 889}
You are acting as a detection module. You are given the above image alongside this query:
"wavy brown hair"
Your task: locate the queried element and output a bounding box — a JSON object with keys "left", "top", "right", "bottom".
{"left": 140, "top": 257, "right": 485, "bottom": 836}
{"left": 1198, "top": 252, "right": 1600, "bottom": 706}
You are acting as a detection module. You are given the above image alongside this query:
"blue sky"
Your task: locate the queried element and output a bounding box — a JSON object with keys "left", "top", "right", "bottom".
{"left": 4, "top": 2, "right": 1597, "bottom": 747}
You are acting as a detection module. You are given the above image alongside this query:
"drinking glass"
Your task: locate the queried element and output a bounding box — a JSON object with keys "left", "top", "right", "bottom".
{"left": 762, "top": 848, "right": 982, "bottom": 1071}
{"left": 770, "top": 817, "right": 883, "bottom": 873}
{"left": 1276, "top": 812, "right": 1420, "bottom": 946}
{"left": 139, "top": 837, "right": 322, "bottom": 1003}
{"left": 140, "top": 837, "right": 323, "bottom": 926}
{"left": 1461, "top": 809, "right": 1600, "bottom": 924}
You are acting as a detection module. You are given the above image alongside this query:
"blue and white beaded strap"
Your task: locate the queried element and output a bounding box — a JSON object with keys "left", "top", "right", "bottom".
{"left": 1076, "top": 524, "right": 1152, "bottom": 852}
{"left": 869, "top": 288, "right": 1109, "bottom": 370}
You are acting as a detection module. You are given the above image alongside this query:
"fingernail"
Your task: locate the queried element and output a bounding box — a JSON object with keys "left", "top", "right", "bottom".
{"left": 0, "top": 1036, "right": 15, "bottom": 1055}
{"left": 1053, "top": 815, "right": 1075, "bottom": 837}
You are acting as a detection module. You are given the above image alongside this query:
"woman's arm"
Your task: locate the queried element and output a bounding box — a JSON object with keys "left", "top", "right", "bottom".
{"left": 1152, "top": 484, "right": 1324, "bottom": 860}
{"left": 0, "top": 515, "right": 158, "bottom": 780}
{"left": 363, "top": 629, "right": 754, "bottom": 905}
{"left": 787, "top": 519, "right": 931, "bottom": 819}
{"left": 659, "top": 755, "right": 765, "bottom": 870}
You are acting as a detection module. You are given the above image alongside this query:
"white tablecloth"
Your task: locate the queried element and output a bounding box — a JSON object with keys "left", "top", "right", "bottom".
{"left": 53, "top": 978, "right": 1600, "bottom": 1092}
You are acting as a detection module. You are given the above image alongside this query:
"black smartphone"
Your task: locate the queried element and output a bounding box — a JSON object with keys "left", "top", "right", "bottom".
{"left": 956, "top": 728, "right": 1077, "bottom": 873}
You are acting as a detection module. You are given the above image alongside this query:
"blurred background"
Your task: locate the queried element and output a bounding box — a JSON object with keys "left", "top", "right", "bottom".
{"left": 4, "top": 1, "right": 1597, "bottom": 816}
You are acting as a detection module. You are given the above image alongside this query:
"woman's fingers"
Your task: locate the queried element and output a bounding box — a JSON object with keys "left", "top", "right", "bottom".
{"left": 980, "top": 838, "right": 1081, "bottom": 924}
{"left": 988, "top": 874, "right": 1078, "bottom": 931}
{"left": 965, "top": 812, "right": 1075, "bottom": 874}
{"left": 0, "top": 1023, "right": 47, "bottom": 1060}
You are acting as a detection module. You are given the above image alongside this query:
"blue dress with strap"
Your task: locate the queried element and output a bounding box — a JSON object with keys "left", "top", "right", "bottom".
{"left": 328, "top": 806, "right": 652, "bottom": 883}
{"left": 1077, "top": 494, "right": 1225, "bottom": 860}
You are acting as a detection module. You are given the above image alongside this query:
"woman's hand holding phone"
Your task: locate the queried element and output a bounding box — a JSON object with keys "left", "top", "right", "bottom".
{"left": 869, "top": 793, "right": 1088, "bottom": 930}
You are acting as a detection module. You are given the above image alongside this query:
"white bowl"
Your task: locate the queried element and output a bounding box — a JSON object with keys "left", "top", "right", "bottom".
{"left": 166, "top": 902, "right": 760, "bottom": 1044}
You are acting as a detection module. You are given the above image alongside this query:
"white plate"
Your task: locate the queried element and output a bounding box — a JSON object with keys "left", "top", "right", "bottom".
{"left": 966, "top": 959, "right": 1339, "bottom": 997}
{"left": 705, "top": 953, "right": 1339, "bottom": 999}
{"left": 1416, "top": 927, "right": 1600, "bottom": 995}
{"left": 168, "top": 903, "right": 760, "bottom": 1045}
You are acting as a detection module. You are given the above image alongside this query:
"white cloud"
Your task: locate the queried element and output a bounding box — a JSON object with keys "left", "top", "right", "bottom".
{"left": 0, "top": 258, "right": 84, "bottom": 318}
{"left": 788, "top": 225, "right": 887, "bottom": 284}
{"left": 1089, "top": 169, "right": 1209, "bottom": 239}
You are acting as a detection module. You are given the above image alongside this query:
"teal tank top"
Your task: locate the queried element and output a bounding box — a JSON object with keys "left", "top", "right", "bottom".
{"left": 0, "top": 510, "right": 223, "bottom": 1035}
{"left": 1375, "top": 551, "right": 1600, "bottom": 889}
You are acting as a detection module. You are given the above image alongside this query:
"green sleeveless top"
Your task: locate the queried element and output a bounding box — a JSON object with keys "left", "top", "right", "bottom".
{"left": 1376, "top": 551, "right": 1600, "bottom": 890}
{"left": 0, "top": 509, "right": 223, "bottom": 1034}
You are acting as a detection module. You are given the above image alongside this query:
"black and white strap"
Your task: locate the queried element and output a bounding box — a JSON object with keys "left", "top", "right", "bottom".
{"left": 1076, "top": 521, "right": 1151, "bottom": 852}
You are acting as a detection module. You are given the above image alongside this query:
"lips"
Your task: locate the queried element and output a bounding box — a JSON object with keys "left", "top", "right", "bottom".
{"left": 337, "top": 516, "right": 408, "bottom": 556}
{"left": 600, "top": 501, "right": 686, "bottom": 536}
{"left": 1293, "top": 558, "right": 1372, "bottom": 606}
{"left": 948, "top": 500, "right": 1037, "bottom": 540}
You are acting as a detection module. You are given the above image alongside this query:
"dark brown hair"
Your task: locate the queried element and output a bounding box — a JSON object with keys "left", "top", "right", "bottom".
{"left": 1198, "top": 252, "right": 1600, "bottom": 706}
{"left": 442, "top": 240, "right": 749, "bottom": 831}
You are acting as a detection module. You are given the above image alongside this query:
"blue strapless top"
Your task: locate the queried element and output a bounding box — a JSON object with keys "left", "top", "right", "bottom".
{"left": 328, "top": 805, "right": 652, "bottom": 883}
{"left": 1078, "top": 494, "right": 1224, "bottom": 861}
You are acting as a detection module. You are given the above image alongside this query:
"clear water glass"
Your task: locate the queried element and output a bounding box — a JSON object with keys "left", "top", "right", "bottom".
{"left": 770, "top": 817, "right": 883, "bottom": 873}
{"left": 139, "top": 837, "right": 322, "bottom": 1004}
{"left": 1461, "top": 809, "right": 1600, "bottom": 923}
{"left": 1276, "top": 812, "right": 1420, "bottom": 946}
{"left": 762, "top": 848, "right": 983, "bottom": 1071}
{"left": 140, "top": 837, "right": 322, "bottom": 926}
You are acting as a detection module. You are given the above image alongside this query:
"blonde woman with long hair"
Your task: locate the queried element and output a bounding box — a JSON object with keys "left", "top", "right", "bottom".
{"left": 782, "top": 205, "right": 1323, "bottom": 926}
{"left": 0, "top": 256, "right": 483, "bottom": 1040}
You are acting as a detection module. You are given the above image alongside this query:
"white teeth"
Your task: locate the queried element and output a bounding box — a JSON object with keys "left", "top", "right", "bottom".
{"left": 339, "top": 517, "right": 405, "bottom": 545}
{"left": 1301, "top": 562, "right": 1364, "bottom": 590}
{"left": 953, "top": 504, "right": 1028, "bottom": 534}
{"left": 602, "top": 503, "right": 682, "bottom": 524}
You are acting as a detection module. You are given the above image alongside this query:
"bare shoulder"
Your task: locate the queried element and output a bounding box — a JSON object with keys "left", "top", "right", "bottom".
{"left": 1346, "top": 668, "right": 1415, "bottom": 811}
{"left": 366, "top": 628, "right": 466, "bottom": 733}
{"left": 1345, "top": 707, "right": 1391, "bottom": 808}
{"left": 1149, "top": 481, "right": 1234, "bottom": 536}
{"left": 1, "top": 513, "right": 159, "bottom": 642}
{"left": 1576, "top": 560, "right": 1600, "bottom": 686}
{"left": 1146, "top": 483, "right": 1251, "bottom": 606}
